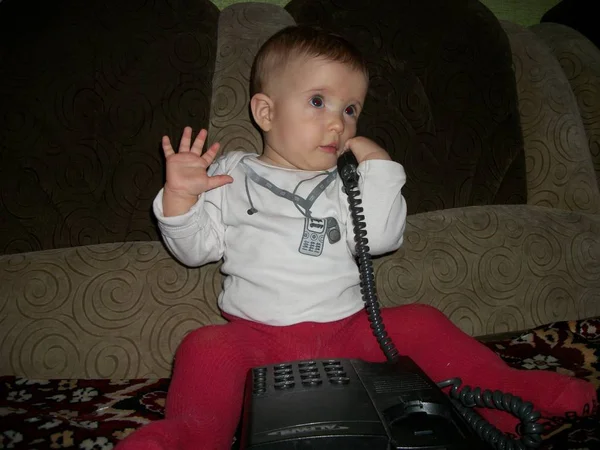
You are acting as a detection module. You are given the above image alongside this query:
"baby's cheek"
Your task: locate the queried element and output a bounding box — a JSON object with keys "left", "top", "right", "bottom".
{"left": 345, "top": 121, "right": 357, "bottom": 135}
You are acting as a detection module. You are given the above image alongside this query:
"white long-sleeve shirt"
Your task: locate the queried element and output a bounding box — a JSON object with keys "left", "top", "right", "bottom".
{"left": 153, "top": 151, "right": 407, "bottom": 326}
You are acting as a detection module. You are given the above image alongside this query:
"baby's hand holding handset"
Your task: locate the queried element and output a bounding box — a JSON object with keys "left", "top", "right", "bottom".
{"left": 161, "top": 127, "right": 233, "bottom": 217}
{"left": 344, "top": 136, "right": 391, "bottom": 163}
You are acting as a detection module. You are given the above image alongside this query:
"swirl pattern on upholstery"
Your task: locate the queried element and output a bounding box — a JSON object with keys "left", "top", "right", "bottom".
{"left": 531, "top": 23, "right": 600, "bottom": 189}
{"left": 0, "top": 242, "right": 225, "bottom": 379}
{"left": 2, "top": 205, "right": 599, "bottom": 379}
{"left": 375, "top": 204, "right": 600, "bottom": 337}
{"left": 2, "top": 0, "right": 600, "bottom": 384}
{"left": 0, "top": 0, "right": 219, "bottom": 255}
{"left": 208, "top": 3, "right": 295, "bottom": 154}
{"left": 501, "top": 21, "right": 600, "bottom": 213}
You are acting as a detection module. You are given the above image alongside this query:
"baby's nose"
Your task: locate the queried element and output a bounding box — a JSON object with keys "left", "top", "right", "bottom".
{"left": 328, "top": 112, "right": 344, "bottom": 132}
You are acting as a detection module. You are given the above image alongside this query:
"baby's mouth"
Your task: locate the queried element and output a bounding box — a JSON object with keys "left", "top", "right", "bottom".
{"left": 320, "top": 144, "right": 338, "bottom": 154}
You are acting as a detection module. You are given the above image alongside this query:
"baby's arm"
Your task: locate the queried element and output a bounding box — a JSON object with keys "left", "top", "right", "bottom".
{"left": 343, "top": 137, "right": 407, "bottom": 255}
{"left": 154, "top": 127, "right": 232, "bottom": 267}
{"left": 154, "top": 189, "right": 226, "bottom": 267}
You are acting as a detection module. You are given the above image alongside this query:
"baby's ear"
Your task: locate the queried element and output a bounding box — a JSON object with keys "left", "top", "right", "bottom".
{"left": 250, "top": 93, "right": 273, "bottom": 132}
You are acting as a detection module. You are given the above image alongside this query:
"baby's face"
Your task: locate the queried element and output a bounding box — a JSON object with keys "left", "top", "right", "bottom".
{"left": 261, "top": 56, "right": 368, "bottom": 171}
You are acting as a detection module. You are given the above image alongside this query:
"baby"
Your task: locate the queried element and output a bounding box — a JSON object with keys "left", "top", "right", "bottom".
{"left": 117, "top": 26, "right": 596, "bottom": 450}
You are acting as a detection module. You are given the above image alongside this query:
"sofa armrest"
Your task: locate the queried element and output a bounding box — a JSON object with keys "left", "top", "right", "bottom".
{"left": 501, "top": 21, "right": 600, "bottom": 213}
{"left": 0, "top": 242, "right": 224, "bottom": 379}
{"left": 375, "top": 204, "right": 600, "bottom": 336}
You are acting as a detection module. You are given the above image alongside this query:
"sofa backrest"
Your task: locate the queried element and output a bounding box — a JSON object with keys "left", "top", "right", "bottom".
{"left": 0, "top": 0, "right": 219, "bottom": 255}
{"left": 530, "top": 22, "right": 600, "bottom": 191}
{"left": 3, "top": 0, "right": 599, "bottom": 259}
{"left": 285, "top": 0, "right": 527, "bottom": 213}
{"left": 502, "top": 21, "right": 600, "bottom": 214}
{"left": 207, "top": 3, "right": 295, "bottom": 154}
{"left": 208, "top": 0, "right": 600, "bottom": 216}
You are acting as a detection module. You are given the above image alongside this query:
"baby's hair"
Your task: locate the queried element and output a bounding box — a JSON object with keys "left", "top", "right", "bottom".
{"left": 250, "top": 25, "right": 369, "bottom": 97}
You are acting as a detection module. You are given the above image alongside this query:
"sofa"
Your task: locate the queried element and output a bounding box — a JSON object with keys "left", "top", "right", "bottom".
{"left": 1, "top": 0, "right": 599, "bottom": 448}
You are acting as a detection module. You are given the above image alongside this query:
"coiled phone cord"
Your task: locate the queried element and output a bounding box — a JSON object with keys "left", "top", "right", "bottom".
{"left": 337, "top": 151, "right": 544, "bottom": 450}
{"left": 338, "top": 153, "right": 399, "bottom": 363}
{"left": 438, "top": 378, "right": 543, "bottom": 450}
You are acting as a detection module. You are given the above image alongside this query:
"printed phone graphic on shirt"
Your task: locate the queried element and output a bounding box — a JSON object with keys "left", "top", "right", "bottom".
{"left": 299, "top": 218, "right": 327, "bottom": 256}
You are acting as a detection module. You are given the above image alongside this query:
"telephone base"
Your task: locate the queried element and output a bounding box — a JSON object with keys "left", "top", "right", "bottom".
{"left": 239, "top": 357, "right": 492, "bottom": 449}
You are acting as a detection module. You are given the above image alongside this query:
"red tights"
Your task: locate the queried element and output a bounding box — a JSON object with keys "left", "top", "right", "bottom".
{"left": 117, "top": 305, "right": 596, "bottom": 449}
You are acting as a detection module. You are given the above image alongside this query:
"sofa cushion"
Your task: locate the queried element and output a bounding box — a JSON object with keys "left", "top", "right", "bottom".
{"left": 286, "top": 0, "right": 527, "bottom": 213}
{"left": 376, "top": 204, "right": 600, "bottom": 335}
{"left": 2, "top": 205, "right": 599, "bottom": 379}
{"left": 0, "top": 0, "right": 219, "bottom": 255}
{"left": 0, "top": 242, "right": 225, "bottom": 379}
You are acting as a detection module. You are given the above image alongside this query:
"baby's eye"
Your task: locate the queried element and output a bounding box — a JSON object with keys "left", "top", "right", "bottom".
{"left": 310, "top": 96, "right": 324, "bottom": 108}
{"left": 345, "top": 105, "right": 357, "bottom": 116}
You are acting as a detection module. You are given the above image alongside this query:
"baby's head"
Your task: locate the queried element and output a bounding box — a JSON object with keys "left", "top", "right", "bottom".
{"left": 250, "top": 26, "right": 369, "bottom": 171}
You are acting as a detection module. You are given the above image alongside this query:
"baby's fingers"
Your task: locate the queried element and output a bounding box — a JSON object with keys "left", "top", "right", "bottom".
{"left": 179, "top": 126, "right": 193, "bottom": 153}
{"left": 204, "top": 174, "right": 234, "bottom": 191}
{"left": 190, "top": 128, "right": 208, "bottom": 155}
{"left": 162, "top": 136, "right": 175, "bottom": 158}
{"left": 201, "top": 142, "right": 221, "bottom": 165}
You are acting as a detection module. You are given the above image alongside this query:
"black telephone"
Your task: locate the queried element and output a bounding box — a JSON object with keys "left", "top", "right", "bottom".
{"left": 239, "top": 152, "right": 543, "bottom": 450}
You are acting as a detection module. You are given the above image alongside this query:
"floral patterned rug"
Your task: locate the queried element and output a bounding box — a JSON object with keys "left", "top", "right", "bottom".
{"left": 1, "top": 317, "right": 599, "bottom": 449}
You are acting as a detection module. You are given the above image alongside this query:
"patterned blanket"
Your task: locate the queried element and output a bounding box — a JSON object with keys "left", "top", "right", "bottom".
{"left": 1, "top": 317, "right": 599, "bottom": 449}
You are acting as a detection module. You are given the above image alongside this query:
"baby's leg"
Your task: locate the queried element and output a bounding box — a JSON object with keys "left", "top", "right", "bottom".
{"left": 339, "top": 304, "right": 596, "bottom": 432}
{"left": 116, "top": 321, "right": 277, "bottom": 450}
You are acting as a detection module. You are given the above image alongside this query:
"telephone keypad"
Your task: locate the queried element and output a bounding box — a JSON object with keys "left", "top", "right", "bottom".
{"left": 251, "top": 360, "right": 354, "bottom": 397}
{"left": 252, "top": 367, "right": 267, "bottom": 395}
{"left": 323, "top": 360, "right": 349, "bottom": 385}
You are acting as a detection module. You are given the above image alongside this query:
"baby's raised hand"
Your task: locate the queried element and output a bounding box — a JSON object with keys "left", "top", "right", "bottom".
{"left": 162, "top": 127, "right": 233, "bottom": 217}
{"left": 343, "top": 136, "right": 391, "bottom": 163}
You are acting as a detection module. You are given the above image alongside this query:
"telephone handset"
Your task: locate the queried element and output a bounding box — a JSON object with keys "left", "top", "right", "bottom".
{"left": 239, "top": 151, "right": 543, "bottom": 449}
{"left": 337, "top": 150, "right": 360, "bottom": 187}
